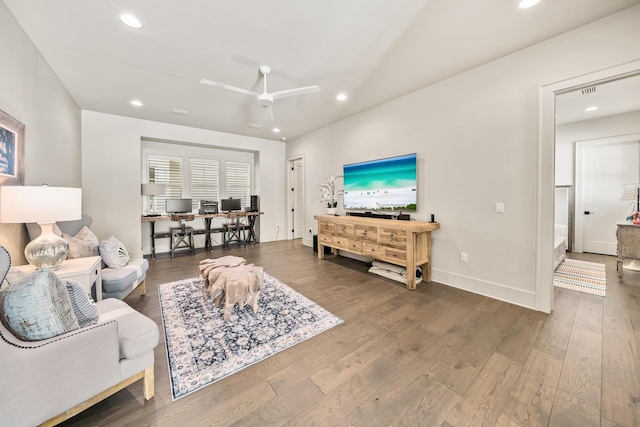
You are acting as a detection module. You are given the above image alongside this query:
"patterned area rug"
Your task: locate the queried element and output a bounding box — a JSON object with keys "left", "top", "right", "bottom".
{"left": 554, "top": 258, "right": 606, "bottom": 296}
{"left": 158, "top": 274, "right": 343, "bottom": 400}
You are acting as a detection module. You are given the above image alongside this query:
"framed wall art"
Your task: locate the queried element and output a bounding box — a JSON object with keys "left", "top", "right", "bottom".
{"left": 0, "top": 109, "right": 25, "bottom": 186}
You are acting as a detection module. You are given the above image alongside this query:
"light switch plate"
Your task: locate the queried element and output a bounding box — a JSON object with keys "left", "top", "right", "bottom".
{"left": 496, "top": 202, "right": 505, "bottom": 213}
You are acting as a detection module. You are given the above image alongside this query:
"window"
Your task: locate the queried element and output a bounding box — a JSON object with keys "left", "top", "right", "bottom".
{"left": 190, "top": 159, "right": 219, "bottom": 211}
{"left": 148, "top": 156, "right": 182, "bottom": 212}
{"left": 225, "top": 161, "right": 251, "bottom": 208}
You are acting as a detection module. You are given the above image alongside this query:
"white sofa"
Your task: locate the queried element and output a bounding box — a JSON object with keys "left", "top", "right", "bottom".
{"left": 0, "top": 245, "right": 159, "bottom": 426}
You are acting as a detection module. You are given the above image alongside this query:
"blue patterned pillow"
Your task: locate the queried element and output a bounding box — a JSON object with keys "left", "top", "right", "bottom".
{"left": 64, "top": 280, "right": 98, "bottom": 328}
{"left": 0, "top": 268, "right": 79, "bottom": 341}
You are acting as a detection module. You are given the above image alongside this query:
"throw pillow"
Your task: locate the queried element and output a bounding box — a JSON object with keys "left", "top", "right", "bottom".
{"left": 99, "top": 236, "right": 130, "bottom": 269}
{"left": 63, "top": 226, "right": 99, "bottom": 259}
{"left": 64, "top": 280, "right": 99, "bottom": 328}
{"left": 0, "top": 268, "right": 79, "bottom": 341}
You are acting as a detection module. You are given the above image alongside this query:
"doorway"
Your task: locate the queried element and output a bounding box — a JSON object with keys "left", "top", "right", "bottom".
{"left": 538, "top": 60, "right": 640, "bottom": 313}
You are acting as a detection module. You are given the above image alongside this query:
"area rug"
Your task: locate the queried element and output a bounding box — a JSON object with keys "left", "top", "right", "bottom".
{"left": 553, "top": 258, "right": 606, "bottom": 296}
{"left": 158, "top": 273, "right": 343, "bottom": 400}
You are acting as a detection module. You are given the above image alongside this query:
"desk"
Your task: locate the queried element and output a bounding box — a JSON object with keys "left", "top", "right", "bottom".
{"left": 142, "top": 212, "right": 263, "bottom": 258}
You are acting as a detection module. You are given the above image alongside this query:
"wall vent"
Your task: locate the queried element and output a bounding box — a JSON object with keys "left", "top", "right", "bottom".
{"left": 581, "top": 86, "right": 597, "bottom": 95}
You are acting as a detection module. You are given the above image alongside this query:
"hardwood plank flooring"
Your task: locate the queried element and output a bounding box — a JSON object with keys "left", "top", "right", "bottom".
{"left": 59, "top": 241, "right": 640, "bottom": 426}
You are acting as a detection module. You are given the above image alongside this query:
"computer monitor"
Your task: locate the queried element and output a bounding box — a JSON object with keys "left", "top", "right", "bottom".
{"left": 220, "top": 198, "right": 241, "bottom": 212}
{"left": 166, "top": 198, "right": 192, "bottom": 214}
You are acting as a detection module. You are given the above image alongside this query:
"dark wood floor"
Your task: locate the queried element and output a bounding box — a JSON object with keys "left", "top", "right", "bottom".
{"left": 61, "top": 241, "right": 640, "bottom": 427}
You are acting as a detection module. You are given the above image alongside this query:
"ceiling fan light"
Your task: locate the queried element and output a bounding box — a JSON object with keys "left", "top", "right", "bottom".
{"left": 519, "top": 0, "right": 541, "bottom": 9}
{"left": 120, "top": 14, "right": 142, "bottom": 29}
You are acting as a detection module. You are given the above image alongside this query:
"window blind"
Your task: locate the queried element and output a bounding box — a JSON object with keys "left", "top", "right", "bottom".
{"left": 148, "top": 157, "right": 182, "bottom": 212}
{"left": 190, "top": 159, "right": 220, "bottom": 211}
{"left": 226, "top": 161, "right": 251, "bottom": 208}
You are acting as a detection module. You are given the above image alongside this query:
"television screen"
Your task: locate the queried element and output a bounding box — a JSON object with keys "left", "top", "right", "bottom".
{"left": 343, "top": 153, "right": 417, "bottom": 211}
{"left": 221, "top": 198, "right": 241, "bottom": 212}
{"left": 166, "top": 198, "right": 192, "bottom": 214}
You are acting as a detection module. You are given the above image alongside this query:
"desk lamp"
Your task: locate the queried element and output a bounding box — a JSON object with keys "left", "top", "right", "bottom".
{"left": 0, "top": 185, "right": 82, "bottom": 269}
{"left": 142, "top": 183, "right": 166, "bottom": 216}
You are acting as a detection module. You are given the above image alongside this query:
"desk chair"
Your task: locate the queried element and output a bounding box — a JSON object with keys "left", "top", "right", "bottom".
{"left": 169, "top": 214, "right": 195, "bottom": 258}
{"left": 223, "top": 212, "right": 247, "bottom": 248}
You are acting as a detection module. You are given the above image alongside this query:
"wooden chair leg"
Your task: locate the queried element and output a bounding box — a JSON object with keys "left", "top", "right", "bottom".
{"left": 143, "top": 366, "right": 155, "bottom": 400}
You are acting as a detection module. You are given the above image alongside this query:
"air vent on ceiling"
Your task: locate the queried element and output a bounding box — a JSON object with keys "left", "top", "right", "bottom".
{"left": 581, "top": 86, "right": 597, "bottom": 95}
{"left": 171, "top": 108, "right": 188, "bottom": 115}
{"left": 249, "top": 124, "right": 262, "bottom": 129}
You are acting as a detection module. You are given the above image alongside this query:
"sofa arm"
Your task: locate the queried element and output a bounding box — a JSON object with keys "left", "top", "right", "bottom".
{"left": 0, "top": 320, "right": 121, "bottom": 427}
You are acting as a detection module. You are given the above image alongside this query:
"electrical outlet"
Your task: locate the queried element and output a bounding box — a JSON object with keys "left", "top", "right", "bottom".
{"left": 496, "top": 202, "right": 505, "bottom": 213}
{"left": 460, "top": 252, "right": 468, "bottom": 262}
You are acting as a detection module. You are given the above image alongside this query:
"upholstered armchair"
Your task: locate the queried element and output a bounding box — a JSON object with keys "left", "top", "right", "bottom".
{"left": 26, "top": 213, "right": 148, "bottom": 300}
{"left": 0, "top": 245, "right": 159, "bottom": 426}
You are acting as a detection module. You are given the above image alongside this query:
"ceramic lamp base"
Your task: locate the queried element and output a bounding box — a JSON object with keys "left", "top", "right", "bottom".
{"left": 24, "top": 222, "right": 69, "bottom": 269}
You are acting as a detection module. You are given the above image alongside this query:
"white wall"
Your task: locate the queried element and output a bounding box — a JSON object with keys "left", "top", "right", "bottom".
{"left": 287, "top": 5, "right": 640, "bottom": 311}
{"left": 0, "top": 3, "right": 81, "bottom": 263}
{"left": 81, "top": 111, "right": 286, "bottom": 259}
{"left": 556, "top": 110, "right": 640, "bottom": 185}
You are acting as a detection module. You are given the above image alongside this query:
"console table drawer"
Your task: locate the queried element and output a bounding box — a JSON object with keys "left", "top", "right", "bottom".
{"left": 363, "top": 242, "right": 385, "bottom": 257}
{"left": 355, "top": 225, "right": 377, "bottom": 242}
{"left": 319, "top": 221, "right": 335, "bottom": 235}
{"left": 378, "top": 228, "right": 407, "bottom": 247}
{"left": 335, "top": 223, "right": 355, "bottom": 237}
{"left": 347, "top": 240, "right": 363, "bottom": 253}
{"left": 383, "top": 247, "right": 407, "bottom": 263}
{"left": 319, "top": 233, "right": 334, "bottom": 245}
{"left": 333, "top": 236, "right": 349, "bottom": 249}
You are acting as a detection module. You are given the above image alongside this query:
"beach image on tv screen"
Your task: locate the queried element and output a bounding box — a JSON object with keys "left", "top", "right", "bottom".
{"left": 343, "top": 153, "right": 417, "bottom": 210}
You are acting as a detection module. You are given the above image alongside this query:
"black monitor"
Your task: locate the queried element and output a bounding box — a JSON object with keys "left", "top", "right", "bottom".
{"left": 166, "top": 198, "right": 192, "bottom": 213}
{"left": 221, "top": 198, "right": 241, "bottom": 212}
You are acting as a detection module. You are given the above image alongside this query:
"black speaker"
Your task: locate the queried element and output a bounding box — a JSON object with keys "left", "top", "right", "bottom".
{"left": 249, "top": 195, "right": 259, "bottom": 212}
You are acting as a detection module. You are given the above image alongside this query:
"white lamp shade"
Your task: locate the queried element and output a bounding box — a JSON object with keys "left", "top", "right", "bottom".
{"left": 621, "top": 183, "right": 640, "bottom": 201}
{"left": 0, "top": 186, "right": 82, "bottom": 224}
{"left": 141, "top": 183, "right": 166, "bottom": 196}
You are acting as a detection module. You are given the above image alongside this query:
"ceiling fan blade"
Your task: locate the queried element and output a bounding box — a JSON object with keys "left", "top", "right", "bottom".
{"left": 200, "top": 78, "right": 260, "bottom": 97}
{"left": 270, "top": 85, "right": 321, "bottom": 100}
{"left": 263, "top": 105, "right": 274, "bottom": 122}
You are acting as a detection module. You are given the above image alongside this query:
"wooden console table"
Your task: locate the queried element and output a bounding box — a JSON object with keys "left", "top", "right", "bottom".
{"left": 314, "top": 215, "right": 440, "bottom": 290}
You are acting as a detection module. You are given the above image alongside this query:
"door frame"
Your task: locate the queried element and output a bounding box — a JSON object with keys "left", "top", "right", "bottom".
{"left": 537, "top": 59, "right": 640, "bottom": 313}
{"left": 574, "top": 135, "right": 640, "bottom": 253}
{"left": 286, "top": 154, "right": 305, "bottom": 241}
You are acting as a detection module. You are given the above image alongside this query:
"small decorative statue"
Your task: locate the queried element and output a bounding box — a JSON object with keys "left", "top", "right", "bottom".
{"left": 320, "top": 175, "right": 344, "bottom": 214}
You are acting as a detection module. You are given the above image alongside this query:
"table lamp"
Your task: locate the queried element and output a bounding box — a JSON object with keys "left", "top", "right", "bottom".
{"left": 141, "top": 183, "right": 166, "bottom": 216}
{"left": 0, "top": 185, "right": 82, "bottom": 269}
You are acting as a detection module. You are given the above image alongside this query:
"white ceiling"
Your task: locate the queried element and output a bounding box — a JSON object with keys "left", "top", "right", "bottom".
{"left": 5, "top": 0, "right": 640, "bottom": 141}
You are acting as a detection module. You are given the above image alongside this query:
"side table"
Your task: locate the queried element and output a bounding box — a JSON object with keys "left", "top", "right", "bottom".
{"left": 617, "top": 222, "right": 640, "bottom": 279}
{"left": 14, "top": 256, "right": 103, "bottom": 301}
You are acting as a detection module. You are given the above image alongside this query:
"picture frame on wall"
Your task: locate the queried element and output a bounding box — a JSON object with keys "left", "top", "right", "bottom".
{"left": 0, "top": 109, "right": 25, "bottom": 186}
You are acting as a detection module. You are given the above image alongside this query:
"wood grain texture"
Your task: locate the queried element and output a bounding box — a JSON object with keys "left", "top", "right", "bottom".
{"left": 56, "top": 245, "right": 640, "bottom": 427}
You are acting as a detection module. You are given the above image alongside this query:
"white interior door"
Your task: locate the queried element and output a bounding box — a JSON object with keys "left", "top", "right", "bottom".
{"left": 293, "top": 159, "right": 304, "bottom": 238}
{"left": 579, "top": 139, "right": 639, "bottom": 255}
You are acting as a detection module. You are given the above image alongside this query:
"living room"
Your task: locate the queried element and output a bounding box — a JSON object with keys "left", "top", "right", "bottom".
{"left": 2, "top": 1, "right": 640, "bottom": 426}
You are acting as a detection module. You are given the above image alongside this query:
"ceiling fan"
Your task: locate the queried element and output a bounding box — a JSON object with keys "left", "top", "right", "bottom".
{"left": 200, "top": 66, "right": 321, "bottom": 122}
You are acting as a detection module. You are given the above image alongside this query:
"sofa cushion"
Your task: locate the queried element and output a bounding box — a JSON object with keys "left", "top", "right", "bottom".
{"left": 65, "top": 279, "right": 99, "bottom": 328}
{"left": 99, "top": 236, "right": 130, "bottom": 269}
{"left": 0, "top": 268, "right": 79, "bottom": 341}
{"left": 101, "top": 268, "right": 137, "bottom": 293}
{"left": 97, "top": 298, "right": 159, "bottom": 360}
{"left": 63, "top": 226, "right": 99, "bottom": 259}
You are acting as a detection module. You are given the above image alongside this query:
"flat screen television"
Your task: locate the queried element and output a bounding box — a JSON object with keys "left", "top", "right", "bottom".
{"left": 343, "top": 153, "right": 417, "bottom": 211}
{"left": 221, "top": 198, "right": 241, "bottom": 212}
{"left": 166, "top": 198, "right": 192, "bottom": 214}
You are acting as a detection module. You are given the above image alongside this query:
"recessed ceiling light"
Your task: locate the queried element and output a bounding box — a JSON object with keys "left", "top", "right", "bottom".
{"left": 337, "top": 93, "right": 347, "bottom": 101}
{"left": 130, "top": 100, "right": 143, "bottom": 107}
{"left": 519, "top": 0, "right": 541, "bottom": 9}
{"left": 585, "top": 106, "right": 598, "bottom": 112}
{"left": 273, "top": 128, "right": 280, "bottom": 133}
{"left": 281, "top": 137, "right": 287, "bottom": 142}
{"left": 120, "top": 14, "right": 142, "bottom": 29}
